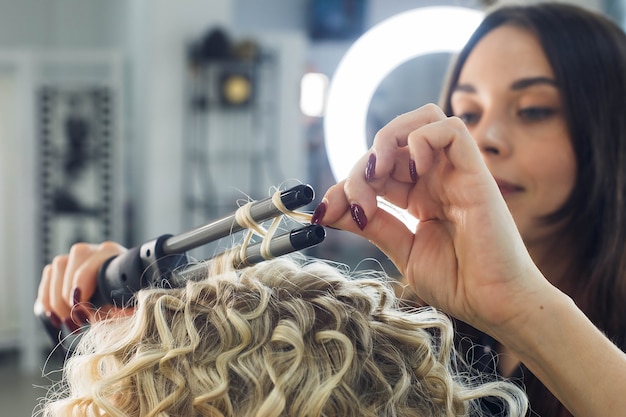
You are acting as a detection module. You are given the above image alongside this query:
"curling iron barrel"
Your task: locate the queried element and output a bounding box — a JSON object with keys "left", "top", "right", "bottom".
{"left": 90, "top": 184, "right": 318, "bottom": 308}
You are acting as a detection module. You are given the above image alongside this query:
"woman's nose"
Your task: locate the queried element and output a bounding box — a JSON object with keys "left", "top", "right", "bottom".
{"left": 472, "top": 116, "right": 512, "bottom": 157}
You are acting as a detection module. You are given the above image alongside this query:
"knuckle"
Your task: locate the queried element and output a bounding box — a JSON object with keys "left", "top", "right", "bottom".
{"left": 422, "top": 102, "right": 445, "bottom": 118}
{"left": 448, "top": 115, "right": 468, "bottom": 131}
{"left": 51, "top": 254, "right": 68, "bottom": 269}
{"left": 69, "top": 242, "right": 94, "bottom": 258}
{"left": 98, "top": 240, "right": 123, "bottom": 253}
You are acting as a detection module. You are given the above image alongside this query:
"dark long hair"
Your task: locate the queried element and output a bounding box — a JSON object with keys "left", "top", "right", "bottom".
{"left": 441, "top": 3, "right": 626, "bottom": 416}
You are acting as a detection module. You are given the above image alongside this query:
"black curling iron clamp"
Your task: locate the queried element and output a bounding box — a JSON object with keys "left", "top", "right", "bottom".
{"left": 40, "top": 184, "right": 325, "bottom": 348}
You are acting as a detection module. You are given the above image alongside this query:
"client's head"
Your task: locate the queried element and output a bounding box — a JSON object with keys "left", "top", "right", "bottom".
{"left": 43, "top": 257, "right": 526, "bottom": 417}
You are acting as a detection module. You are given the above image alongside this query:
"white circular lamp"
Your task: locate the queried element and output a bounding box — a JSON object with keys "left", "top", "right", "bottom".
{"left": 324, "top": 6, "right": 484, "bottom": 182}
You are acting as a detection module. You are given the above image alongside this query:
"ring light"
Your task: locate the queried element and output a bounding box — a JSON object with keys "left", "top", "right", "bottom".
{"left": 324, "top": 6, "right": 484, "bottom": 182}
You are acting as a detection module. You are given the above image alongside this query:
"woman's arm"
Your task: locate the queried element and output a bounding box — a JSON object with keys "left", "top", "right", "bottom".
{"left": 500, "top": 283, "right": 626, "bottom": 417}
{"left": 317, "top": 104, "right": 626, "bottom": 416}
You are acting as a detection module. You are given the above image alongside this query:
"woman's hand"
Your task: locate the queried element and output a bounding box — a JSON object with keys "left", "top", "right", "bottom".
{"left": 316, "top": 104, "right": 550, "bottom": 335}
{"left": 34, "top": 241, "right": 128, "bottom": 332}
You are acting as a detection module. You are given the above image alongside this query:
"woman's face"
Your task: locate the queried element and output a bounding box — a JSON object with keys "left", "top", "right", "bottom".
{"left": 450, "top": 25, "right": 576, "bottom": 246}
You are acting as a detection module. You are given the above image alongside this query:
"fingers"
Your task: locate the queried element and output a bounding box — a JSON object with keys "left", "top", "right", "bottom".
{"left": 51, "top": 253, "right": 74, "bottom": 319}
{"left": 35, "top": 263, "right": 62, "bottom": 328}
{"left": 35, "top": 241, "right": 127, "bottom": 330}
{"left": 372, "top": 109, "right": 486, "bottom": 188}
{"left": 369, "top": 103, "right": 448, "bottom": 184}
{"left": 319, "top": 105, "right": 482, "bottom": 222}
{"left": 314, "top": 104, "right": 496, "bottom": 272}
{"left": 67, "top": 241, "right": 127, "bottom": 305}
{"left": 60, "top": 243, "right": 99, "bottom": 312}
{"left": 358, "top": 205, "right": 415, "bottom": 273}
{"left": 314, "top": 180, "right": 415, "bottom": 273}
{"left": 406, "top": 115, "right": 486, "bottom": 176}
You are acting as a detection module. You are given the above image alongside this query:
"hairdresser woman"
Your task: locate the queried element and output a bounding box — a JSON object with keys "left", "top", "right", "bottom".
{"left": 315, "top": 3, "right": 626, "bottom": 416}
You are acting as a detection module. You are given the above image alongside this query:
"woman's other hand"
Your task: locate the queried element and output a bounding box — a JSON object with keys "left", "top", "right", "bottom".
{"left": 34, "top": 241, "right": 128, "bottom": 332}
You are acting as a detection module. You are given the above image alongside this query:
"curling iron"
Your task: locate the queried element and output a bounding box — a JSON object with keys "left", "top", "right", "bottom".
{"left": 39, "top": 184, "right": 325, "bottom": 349}
{"left": 91, "top": 184, "right": 323, "bottom": 307}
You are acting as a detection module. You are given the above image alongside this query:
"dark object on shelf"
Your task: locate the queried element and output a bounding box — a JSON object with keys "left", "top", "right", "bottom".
{"left": 308, "top": 0, "right": 365, "bottom": 40}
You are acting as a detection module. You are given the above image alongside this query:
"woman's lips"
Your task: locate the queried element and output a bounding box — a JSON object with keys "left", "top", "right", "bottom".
{"left": 495, "top": 178, "right": 524, "bottom": 196}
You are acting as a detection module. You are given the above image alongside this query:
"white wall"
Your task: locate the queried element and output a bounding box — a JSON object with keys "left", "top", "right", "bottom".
{"left": 0, "top": 0, "right": 127, "bottom": 48}
{"left": 127, "top": 0, "right": 232, "bottom": 242}
{"left": 0, "top": 59, "right": 27, "bottom": 351}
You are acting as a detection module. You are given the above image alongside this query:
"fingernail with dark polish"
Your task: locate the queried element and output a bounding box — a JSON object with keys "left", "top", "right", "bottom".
{"left": 311, "top": 201, "right": 327, "bottom": 225}
{"left": 409, "top": 159, "right": 418, "bottom": 183}
{"left": 72, "top": 307, "right": 90, "bottom": 326}
{"left": 46, "top": 311, "right": 62, "bottom": 329}
{"left": 365, "top": 153, "right": 376, "bottom": 181}
{"left": 63, "top": 318, "right": 80, "bottom": 333}
{"left": 350, "top": 203, "right": 368, "bottom": 231}
{"left": 71, "top": 287, "right": 81, "bottom": 307}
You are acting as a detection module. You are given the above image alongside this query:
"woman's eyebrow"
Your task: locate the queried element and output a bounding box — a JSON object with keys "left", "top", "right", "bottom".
{"left": 452, "top": 84, "right": 475, "bottom": 93}
{"left": 510, "top": 76, "right": 558, "bottom": 90}
{"left": 453, "top": 76, "right": 558, "bottom": 94}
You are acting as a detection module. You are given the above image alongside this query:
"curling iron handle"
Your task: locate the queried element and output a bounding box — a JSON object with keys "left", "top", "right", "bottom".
{"left": 90, "top": 246, "right": 145, "bottom": 308}
{"left": 90, "top": 234, "right": 189, "bottom": 308}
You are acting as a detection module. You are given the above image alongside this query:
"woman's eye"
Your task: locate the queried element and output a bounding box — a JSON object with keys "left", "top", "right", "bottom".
{"left": 457, "top": 112, "right": 480, "bottom": 125}
{"left": 518, "top": 107, "right": 557, "bottom": 121}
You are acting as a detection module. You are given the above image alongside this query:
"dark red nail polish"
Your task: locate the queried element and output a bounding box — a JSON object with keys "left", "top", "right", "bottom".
{"left": 409, "top": 159, "right": 418, "bottom": 183}
{"left": 46, "top": 311, "right": 62, "bottom": 329}
{"left": 311, "top": 201, "right": 327, "bottom": 225}
{"left": 72, "top": 307, "right": 90, "bottom": 326}
{"left": 350, "top": 204, "right": 368, "bottom": 231}
{"left": 71, "top": 287, "right": 82, "bottom": 307}
{"left": 63, "top": 318, "right": 80, "bottom": 333}
{"left": 365, "top": 153, "right": 376, "bottom": 181}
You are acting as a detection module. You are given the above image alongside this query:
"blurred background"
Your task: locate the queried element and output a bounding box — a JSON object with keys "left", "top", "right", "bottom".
{"left": 0, "top": 0, "right": 622, "bottom": 414}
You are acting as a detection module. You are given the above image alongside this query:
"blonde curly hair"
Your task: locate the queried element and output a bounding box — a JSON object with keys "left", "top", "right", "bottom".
{"left": 42, "top": 257, "right": 527, "bottom": 417}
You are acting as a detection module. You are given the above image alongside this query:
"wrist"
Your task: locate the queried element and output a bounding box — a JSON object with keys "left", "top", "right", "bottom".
{"left": 490, "top": 278, "right": 575, "bottom": 368}
{"left": 487, "top": 276, "right": 626, "bottom": 417}
{"left": 487, "top": 266, "right": 570, "bottom": 357}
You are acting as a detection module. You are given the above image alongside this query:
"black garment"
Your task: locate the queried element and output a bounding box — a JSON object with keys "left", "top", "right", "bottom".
{"left": 454, "top": 320, "right": 526, "bottom": 417}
